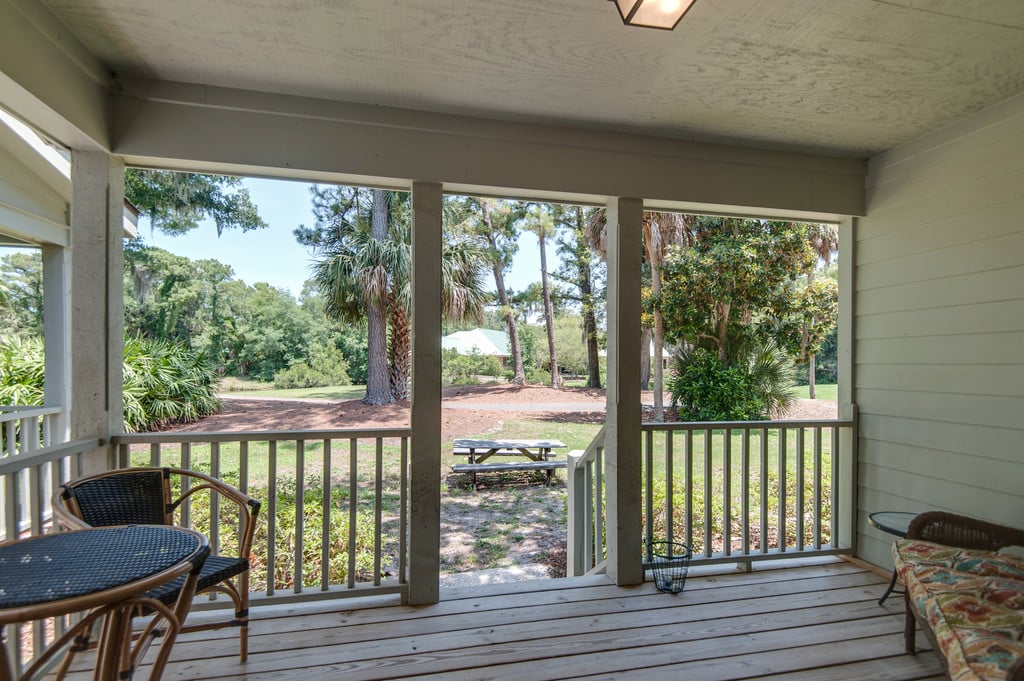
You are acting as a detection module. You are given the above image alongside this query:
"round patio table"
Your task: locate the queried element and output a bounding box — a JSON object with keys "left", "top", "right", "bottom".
{"left": 0, "top": 525, "right": 209, "bottom": 681}
{"left": 868, "top": 511, "right": 918, "bottom": 605}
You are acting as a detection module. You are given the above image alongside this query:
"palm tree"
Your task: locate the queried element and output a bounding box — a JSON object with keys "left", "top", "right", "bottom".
{"left": 301, "top": 187, "right": 489, "bottom": 405}
{"left": 305, "top": 188, "right": 395, "bottom": 404}
{"left": 523, "top": 204, "right": 561, "bottom": 389}
{"left": 802, "top": 223, "right": 839, "bottom": 399}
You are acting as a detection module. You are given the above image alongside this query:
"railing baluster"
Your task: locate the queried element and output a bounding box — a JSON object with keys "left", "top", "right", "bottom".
{"left": 322, "top": 439, "right": 332, "bottom": 591}
{"left": 778, "top": 427, "right": 787, "bottom": 552}
{"left": 664, "top": 431, "right": 673, "bottom": 546}
{"left": 759, "top": 427, "right": 768, "bottom": 554}
{"left": 830, "top": 426, "right": 839, "bottom": 548}
{"left": 150, "top": 442, "right": 160, "bottom": 467}
{"left": 295, "top": 440, "right": 305, "bottom": 594}
{"left": 180, "top": 442, "right": 191, "bottom": 528}
{"left": 722, "top": 428, "right": 731, "bottom": 556}
{"left": 703, "top": 429, "right": 712, "bottom": 558}
{"left": 684, "top": 430, "right": 693, "bottom": 555}
{"left": 267, "top": 440, "right": 277, "bottom": 596}
{"left": 399, "top": 436, "right": 408, "bottom": 584}
{"left": 741, "top": 428, "right": 750, "bottom": 556}
{"left": 595, "top": 447, "right": 604, "bottom": 565}
{"left": 348, "top": 438, "right": 357, "bottom": 589}
{"left": 210, "top": 442, "right": 221, "bottom": 560}
{"left": 796, "top": 427, "right": 805, "bottom": 551}
{"left": 373, "top": 438, "right": 383, "bottom": 586}
{"left": 643, "top": 429, "right": 653, "bottom": 559}
{"left": 814, "top": 427, "right": 823, "bottom": 550}
{"left": 583, "top": 458, "right": 593, "bottom": 569}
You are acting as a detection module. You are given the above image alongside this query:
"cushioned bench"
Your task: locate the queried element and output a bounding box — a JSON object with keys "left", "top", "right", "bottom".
{"left": 893, "top": 512, "right": 1024, "bottom": 681}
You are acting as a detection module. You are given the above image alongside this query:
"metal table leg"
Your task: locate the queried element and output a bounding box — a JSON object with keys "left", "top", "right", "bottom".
{"left": 878, "top": 568, "right": 902, "bottom": 605}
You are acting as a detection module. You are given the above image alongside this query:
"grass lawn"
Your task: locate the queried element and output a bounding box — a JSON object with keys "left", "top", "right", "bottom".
{"left": 790, "top": 383, "right": 837, "bottom": 400}
{"left": 223, "top": 384, "right": 367, "bottom": 401}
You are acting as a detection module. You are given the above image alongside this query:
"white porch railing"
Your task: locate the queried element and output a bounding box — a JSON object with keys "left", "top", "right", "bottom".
{"left": 567, "top": 418, "right": 855, "bottom": 576}
{"left": 110, "top": 428, "right": 410, "bottom": 606}
{"left": 0, "top": 406, "right": 98, "bottom": 679}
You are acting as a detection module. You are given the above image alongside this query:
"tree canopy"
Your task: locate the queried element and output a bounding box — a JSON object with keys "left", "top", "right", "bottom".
{"left": 125, "top": 169, "right": 268, "bottom": 236}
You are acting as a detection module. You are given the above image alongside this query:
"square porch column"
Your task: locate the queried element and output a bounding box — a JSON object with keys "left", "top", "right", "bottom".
{"left": 605, "top": 197, "right": 644, "bottom": 585}
{"left": 69, "top": 150, "right": 124, "bottom": 475}
{"left": 408, "top": 181, "right": 442, "bottom": 605}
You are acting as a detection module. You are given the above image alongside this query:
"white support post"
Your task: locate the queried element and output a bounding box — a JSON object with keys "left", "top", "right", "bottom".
{"left": 69, "top": 150, "right": 124, "bottom": 475}
{"left": 42, "top": 245, "right": 70, "bottom": 442}
{"left": 408, "top": 181, "right": 442, "bottom": 605}
{"left": 605, "top": 197, "right": 644, "bottom": 586}
{"left": 837, "top": 217, "right": 857, "bottom": 553}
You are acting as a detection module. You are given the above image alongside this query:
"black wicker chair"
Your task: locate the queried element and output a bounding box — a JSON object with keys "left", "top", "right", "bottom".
{"left": 54, "top": 467, "right": 261, "bottom": 662}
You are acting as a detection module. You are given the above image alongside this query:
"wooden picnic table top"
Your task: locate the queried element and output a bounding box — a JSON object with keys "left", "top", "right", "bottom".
{"left": 452, "top": 438, "right": 567, "bottom": 450}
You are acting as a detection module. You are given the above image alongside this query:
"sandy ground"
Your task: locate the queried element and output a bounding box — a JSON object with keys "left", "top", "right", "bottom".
{"left": 174, "top": 384, "right": 836, "bottom": 437}
{"left": 168, "top": 385, "right": 837, "bottom": 579}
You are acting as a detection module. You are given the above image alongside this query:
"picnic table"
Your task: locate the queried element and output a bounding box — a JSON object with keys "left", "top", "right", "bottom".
{"left": 451, "top": 438, "right": 567, "bottom": 486}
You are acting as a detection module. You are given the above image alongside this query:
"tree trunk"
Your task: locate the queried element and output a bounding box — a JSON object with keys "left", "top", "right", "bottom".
{"left": 651, "top": 263, "right": 665, "bottom": 421}
{"left": 363, "top": 189, "right": 393, "bottom": 405}
{"left": 388, "top": 298, "right": 410, "bottom": 400}
{"left": 808, "top": 353, "right": 816, "bottom": 400}
{"left": 488, "top": 234, "right": 526, "bottom": 385}
{"left": 582, "top": 262, "right": 601, "bottom": 389}
{"left": 640, "top": 327, "right": 652, "bottom": 390}
{"left": 538, "top": 233, "right": 560, "bottom": 389}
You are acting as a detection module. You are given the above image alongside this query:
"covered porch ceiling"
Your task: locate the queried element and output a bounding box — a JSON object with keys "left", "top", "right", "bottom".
{"left": 34, "top": 0, "right": 1024, "bottom": 159}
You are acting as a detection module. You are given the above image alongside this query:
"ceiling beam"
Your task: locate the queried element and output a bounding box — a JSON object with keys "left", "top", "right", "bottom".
{"left": 114, "top": 78, "right": 865, "bottom": 217}
{"left": 0, "top": 0, "right": 111, "bottom": 150}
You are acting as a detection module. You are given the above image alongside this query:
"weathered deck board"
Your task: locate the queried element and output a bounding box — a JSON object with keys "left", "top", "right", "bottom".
{"left": 65, "top": 559, "right": 944, "bottom": 681}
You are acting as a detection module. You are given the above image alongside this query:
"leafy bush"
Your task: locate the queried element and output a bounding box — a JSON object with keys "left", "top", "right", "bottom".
{"left": 0, "top": 335, "right": 222, "bottom": 431}
{"left": 122, "top": 335, "right": 222, "bottom": 431}
{"left": 441, "top": 348, "right": 504, "bottom": 386}
{"left": 668, "top": 338, "right": 795, "bottom": 421}
{"left": 0, "top": 335, "right": 45, "bottom": 405}
{"left": 668, "top": 348, "right": 765, "bottom": 421}
{"left": 272, "top": 341, "right": 351, "bottom": 389}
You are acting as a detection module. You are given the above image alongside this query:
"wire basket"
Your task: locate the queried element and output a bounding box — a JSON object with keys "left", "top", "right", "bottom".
{"left": 647, "top": 541, "right": 691, "bottom": 594}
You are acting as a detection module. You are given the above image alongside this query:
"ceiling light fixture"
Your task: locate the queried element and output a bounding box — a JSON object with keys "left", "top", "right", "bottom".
{"left": 609, "top": 0, "right": 696, "bottom": 30}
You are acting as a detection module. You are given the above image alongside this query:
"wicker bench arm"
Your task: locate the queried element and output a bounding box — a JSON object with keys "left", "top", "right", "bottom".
{"left": 906, "top": 511, "right": 1024, "bottom": 552}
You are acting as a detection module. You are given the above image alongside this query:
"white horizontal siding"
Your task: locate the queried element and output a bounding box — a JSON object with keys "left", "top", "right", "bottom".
{"left": 855, "top": 92, "right": 1024, "bottom": 569}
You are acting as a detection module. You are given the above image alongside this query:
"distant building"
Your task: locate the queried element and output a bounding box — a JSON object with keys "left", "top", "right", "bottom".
{"left": 441, "top": 329, "right": 511, "bottom": 366}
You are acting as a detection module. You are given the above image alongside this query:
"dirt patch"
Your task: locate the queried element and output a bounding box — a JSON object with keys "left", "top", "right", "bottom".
{"left": 167, "top": 385, "right": 837, "bottom": 579}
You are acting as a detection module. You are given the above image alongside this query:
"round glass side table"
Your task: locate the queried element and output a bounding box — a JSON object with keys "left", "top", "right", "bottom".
{"left": 868, "top": 511, "right": 918, "bottom": 605}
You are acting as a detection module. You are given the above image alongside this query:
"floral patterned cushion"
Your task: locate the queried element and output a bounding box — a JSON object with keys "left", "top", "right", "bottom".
{"left": 894, "top": 539, "right": 1024, "bottom": 681}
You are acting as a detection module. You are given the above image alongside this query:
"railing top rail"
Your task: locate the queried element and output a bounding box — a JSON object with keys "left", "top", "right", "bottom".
{"left": 112, "top": 427, "right": 412, "bottom": 445}
{"left": 641, "top": 418, "right": 852, "bottom": 431}
{"left": 576, "top": 425, "right": 606, "bottom": 465}
{"left": 0, "top": 438, "right": 100, "bottom": 475}
{"left": 0, "top": 405, "right": 62, "bottom": 420}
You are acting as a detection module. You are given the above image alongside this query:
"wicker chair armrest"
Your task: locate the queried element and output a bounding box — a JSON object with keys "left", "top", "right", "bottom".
{"left": 52, "top": 486, "right": 94, "bottom": 531}
{"left": 167, "top": 468, "right": 261, "bottom": 557}
{"left": 906, "top": 511, "right": 1024, "bottom": 552}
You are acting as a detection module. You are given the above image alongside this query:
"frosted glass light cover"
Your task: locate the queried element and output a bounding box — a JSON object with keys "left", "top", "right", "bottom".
{"left": 612, "top": 0, "right": 696, "bottom": 30}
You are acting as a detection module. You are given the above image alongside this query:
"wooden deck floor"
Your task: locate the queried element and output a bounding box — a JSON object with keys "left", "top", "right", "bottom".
{"left": 86, "top": 558, "right": 947, "bottom": 680}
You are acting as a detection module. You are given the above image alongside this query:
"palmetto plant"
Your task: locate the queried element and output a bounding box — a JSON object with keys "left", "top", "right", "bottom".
{"left": 0, "top": 334, "right": 220, "bottom": 432}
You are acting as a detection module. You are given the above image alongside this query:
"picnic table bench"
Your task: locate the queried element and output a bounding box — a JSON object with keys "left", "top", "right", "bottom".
{"left": 452, "top": 438, "right": 567, "bottom": 486}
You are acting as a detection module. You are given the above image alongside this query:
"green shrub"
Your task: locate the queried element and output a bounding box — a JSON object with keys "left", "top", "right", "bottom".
{"left": 272, "top": 341, "right": 351, "bottom": 389}
{"left": 0, "top": 335, "right": 45, "bottom": 405}
{"left": 441, "top": 348, "right": 504, "bottom": 386}
{"left": 0, "top": 335, "right": 222, "bottom": 431}
{"left": 668, "top": 348, "right": 765, "bottom": 421}
{"left": 668, "top": 340, "right": 795, "bottom": 421}
{"left": 122, "top": 335, "right": 222, "bottom": 431}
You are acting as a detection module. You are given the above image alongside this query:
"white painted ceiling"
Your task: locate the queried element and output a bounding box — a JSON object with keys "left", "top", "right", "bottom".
{"left": 41, "top": 0, "right": 1024, "bottom": 157}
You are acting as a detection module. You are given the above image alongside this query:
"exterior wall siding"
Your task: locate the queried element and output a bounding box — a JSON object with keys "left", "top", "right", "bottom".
{"left": 856, "top": 93, "right": 1024, "bottom": 568}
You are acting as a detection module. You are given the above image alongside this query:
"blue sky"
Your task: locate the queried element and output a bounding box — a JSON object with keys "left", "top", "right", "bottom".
{"left": 141, "top": 177, "right": 544, "bottom": 298}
